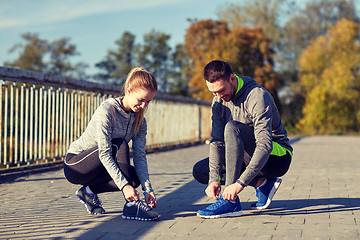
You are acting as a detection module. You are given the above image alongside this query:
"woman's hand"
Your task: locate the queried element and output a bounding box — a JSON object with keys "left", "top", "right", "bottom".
{"left": 122, "top": 184, "right": 139, "bottom": 202}
{"left": 144, "top": 188, "right": 157, "bottom": 208}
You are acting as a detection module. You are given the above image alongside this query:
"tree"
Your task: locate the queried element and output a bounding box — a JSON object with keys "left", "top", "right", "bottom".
{"left": 297, "top": 19, "right": 360, "bottom": 134}
{"left": 217, "top": 0, "right": 287, "bottom": 53}
{"left": 48, "top": 37, "right": 88, "bottom": 79}
{"left": 94, "top": 30, "right": 191, "bottom": 95}
{"left": 282, "top": 0, "right": 360, "bottom": 131}
{"left": 5, "top": 33, "right": 48, "bottom": 72}
{"left": 94, "top": 31, "right": 136, "bottom": 85}
{"left": 168, "top": 44, "right": 191, "bottom": 96}
{"left": 230, "top": 27, "right": 281, "bottom": 110}
{"left": 185, "top": 19, "right": 231, "bottom": 101}
{"left": 283, "top": 0, "right": 359, "bottom": 73}
{"left": 4, "top": 33, "right": 88, "bottom": 79}
{"left": 184, "top": 19, "right": 279, "bottom": 106}
{"left": 216, "top": 0, "right": 359, "bottom": 127}
{"left": 136, "top": 30, "right": 172, "bottom": 92}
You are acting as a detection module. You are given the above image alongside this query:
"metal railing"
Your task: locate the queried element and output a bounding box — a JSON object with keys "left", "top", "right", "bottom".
{"left": 0, "top": 67, "right": 211, "bottom": 169}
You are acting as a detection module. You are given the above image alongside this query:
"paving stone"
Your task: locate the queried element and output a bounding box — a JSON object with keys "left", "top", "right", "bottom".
{"left": 1, "top": 136, "right": 360, "bottom": 239}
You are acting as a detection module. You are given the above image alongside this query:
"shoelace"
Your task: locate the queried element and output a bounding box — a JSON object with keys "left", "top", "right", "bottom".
{"left": 88, "top": 193, "right": 102, "bottom": 206}
{"left": 134, "top": 200, "right": 150, "bottom": 217}
{"left": 208, "top": 198, "right": 228, "bottom": 210}
{"left": 135, "top": 200, "right": 151, "bottom": 211}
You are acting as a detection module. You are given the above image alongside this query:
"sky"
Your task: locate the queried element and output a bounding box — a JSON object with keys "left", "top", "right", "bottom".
{"left": 0, "top": 0, "right": 314, "bottom": 77}
{"left": 0, "top": 0, "right": 249, "bottom": 75}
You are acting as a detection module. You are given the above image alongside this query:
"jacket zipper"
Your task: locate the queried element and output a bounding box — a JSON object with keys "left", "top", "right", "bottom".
{"left": 116, "top": 97, "right": 132, "bottom": 140}
{"left": 124, "top": 115, "right": 131, "bottom": 139}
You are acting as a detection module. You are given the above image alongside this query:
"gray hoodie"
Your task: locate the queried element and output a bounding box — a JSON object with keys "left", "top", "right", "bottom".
{"left": 67, "top": 97, "right": 151, "bottom": 191}
{"left": 209, "top": 74, "right": 292, "bottom": 185}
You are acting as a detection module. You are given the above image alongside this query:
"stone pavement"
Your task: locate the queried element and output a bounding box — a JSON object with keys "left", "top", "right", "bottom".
{"left": 1, "top": 136, "right": 360, "bottom": 240}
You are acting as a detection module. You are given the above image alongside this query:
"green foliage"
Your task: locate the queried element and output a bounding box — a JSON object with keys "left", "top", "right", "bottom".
{"left": 136, "top": 30, "right": 172, "bottom": 92}
{"left": 5, "top": 33, "right": 48, "bottom": 72}
{"left": 94, "top": 31, "right": 136, "bottom": 85}
{"left": 167, "top": 44, "right": 191, "bottom": 96}
{"left": 217, "top": 0, "right": 359, "bottom": 128}
{"left": 4, "top": 33, "right": 88, "bottom": 79}
{"left": 283, "top": 0, "right": 359, "bottom": 73}
{"left": 298, "top": 19, "right": 360, "bottom": 134}
{"left": 95, "top": 30, "right": 191, "bottom": 95}
{"left": 4, "top": 0, "right": 359, "bottom": 109}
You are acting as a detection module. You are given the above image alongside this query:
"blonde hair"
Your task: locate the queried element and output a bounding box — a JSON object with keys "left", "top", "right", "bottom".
{"left": 124, "top": 67, "right": 157, "bottom": 135}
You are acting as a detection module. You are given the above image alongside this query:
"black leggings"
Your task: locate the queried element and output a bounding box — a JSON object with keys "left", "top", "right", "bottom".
{"left": 63, "top": 138, "right": 140, "bottom": 194}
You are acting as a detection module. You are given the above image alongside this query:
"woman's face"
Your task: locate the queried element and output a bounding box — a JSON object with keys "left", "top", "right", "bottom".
{"left": 125, "top": 87, "right": 156, "bottom": 112}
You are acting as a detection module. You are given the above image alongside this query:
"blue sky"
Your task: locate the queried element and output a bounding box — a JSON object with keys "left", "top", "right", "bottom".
{"left": 0, "top": 0, "right": 309, "bottom": 76}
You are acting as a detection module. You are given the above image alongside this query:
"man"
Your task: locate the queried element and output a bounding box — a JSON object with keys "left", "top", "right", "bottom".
{"left": 193, "top": 60, "right": 293, "bottom": 219}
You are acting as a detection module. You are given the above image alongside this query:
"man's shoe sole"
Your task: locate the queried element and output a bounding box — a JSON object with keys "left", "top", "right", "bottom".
{"left": 251, "top": 178, "right": 282, "bottom": 210}
{"left": 196, "top": 210, "right": 243, "bottom": 219}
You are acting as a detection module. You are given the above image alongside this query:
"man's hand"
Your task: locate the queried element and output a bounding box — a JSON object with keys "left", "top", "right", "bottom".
{"left": 205, "top": 181, "right": 221, "bottom": 200}
{"left": 222, "top": 183, "right": 244, "bottom": 201}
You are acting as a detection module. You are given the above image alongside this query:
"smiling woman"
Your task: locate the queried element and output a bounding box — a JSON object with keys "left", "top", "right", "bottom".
{"left": 121, "top": 67, "right": 158, "bottom": 134}
{"left": 63, "top": 67, "right": 161, "bottom": 221}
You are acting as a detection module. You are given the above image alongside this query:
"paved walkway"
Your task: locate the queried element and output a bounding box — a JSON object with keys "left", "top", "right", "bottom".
{"left": 1, "top": 136, "right": 360, "bottom": 240}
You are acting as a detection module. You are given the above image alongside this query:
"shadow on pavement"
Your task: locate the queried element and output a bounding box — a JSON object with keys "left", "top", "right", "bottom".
{"left": 0, "top": 165, "right": 63, "bottom": 183}
{"left": 253, "top": 197, "right": 360, "bottom": 216}
{"left": 77, "top": 179, "right": 206, "bottom": 239}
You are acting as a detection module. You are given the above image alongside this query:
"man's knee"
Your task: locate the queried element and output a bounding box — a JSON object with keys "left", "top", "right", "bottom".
{"left": 224, "top": 120, "right": 245, "bottom": 140}
{"left": 192, "top": 158, "right": 209, "bottom": 184}
{"left": 225, "top": 121, "right": 251, "bottom": 134}
{"left": 224, "top": 121, "right": 238, "bottom": 135}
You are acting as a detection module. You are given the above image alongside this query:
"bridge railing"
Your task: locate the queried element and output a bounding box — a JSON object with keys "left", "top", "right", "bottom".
{"left": 0, "top": 67, "right": 211, "bottom": 169}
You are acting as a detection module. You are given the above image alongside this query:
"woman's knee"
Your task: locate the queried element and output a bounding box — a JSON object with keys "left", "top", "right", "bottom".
{"left": 112, "top": 138, "right": 130, "bottom": 161}
{"left": 111, "top": 138, "right": 128, "bottom": 150}
{"left": 63, "top": 165, "right": 83, "bottom": 185}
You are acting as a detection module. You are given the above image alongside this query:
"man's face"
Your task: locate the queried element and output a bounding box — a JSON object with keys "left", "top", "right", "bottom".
{"left": 206, "top": 75, "right": 237, "bottom": 102}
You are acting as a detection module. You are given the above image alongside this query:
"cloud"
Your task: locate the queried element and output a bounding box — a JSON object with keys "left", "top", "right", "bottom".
{"left": 0, "top": 0, "right": 183, "bottom": 28}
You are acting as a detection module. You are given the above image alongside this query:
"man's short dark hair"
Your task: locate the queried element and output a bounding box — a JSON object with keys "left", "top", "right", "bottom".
{"left": 203, "top": 60, "right": 233, "bottom": 83}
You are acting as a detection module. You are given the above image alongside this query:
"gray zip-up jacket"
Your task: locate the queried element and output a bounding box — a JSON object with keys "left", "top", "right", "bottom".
{"left": 67, "top": 97, "right": 151, "bottom": 191}
{"left": 209, "top": 74, "right": 292, "bottom": 185}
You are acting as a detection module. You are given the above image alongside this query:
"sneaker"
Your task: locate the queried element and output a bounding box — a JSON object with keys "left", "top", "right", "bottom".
{"left": 251, "top": 177, "right": 282, "bottom": 210}
{"left": 197, "top": 195, "right": 243, "bottom": 219}
{"left": 122, "top": 200, "right": 160, "bottom": 221}
{"left": 76, "top": 186, "right": 105, "bottom": 215}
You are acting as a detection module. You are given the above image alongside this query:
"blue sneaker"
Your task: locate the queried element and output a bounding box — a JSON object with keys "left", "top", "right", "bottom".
{"left": 197, "top": 195, "right": 243, "bottom": 219}
{"left": 251, "top": 178, "right": 282, "bottom": 210}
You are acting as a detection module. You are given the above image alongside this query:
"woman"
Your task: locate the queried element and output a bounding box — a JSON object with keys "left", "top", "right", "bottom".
{"left": 64, "top": 67, "right": 160, "bottom": 221}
